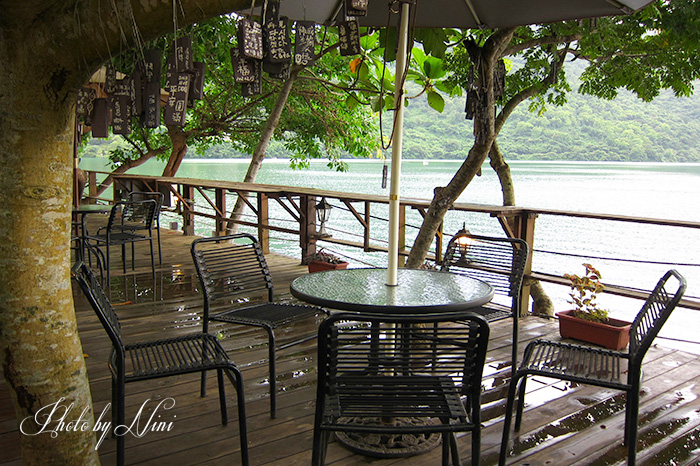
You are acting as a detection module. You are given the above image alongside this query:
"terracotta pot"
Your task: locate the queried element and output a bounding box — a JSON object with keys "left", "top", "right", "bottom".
{"left": 307, "top": 260, "right": 349, "bottom": 274}
{"left": 556, "top": 310, "right": 632, "bottom": 351}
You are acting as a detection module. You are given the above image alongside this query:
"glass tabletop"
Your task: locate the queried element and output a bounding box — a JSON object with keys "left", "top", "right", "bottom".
{"left": 290, "top": 267, "right": 494, "bottom": 314}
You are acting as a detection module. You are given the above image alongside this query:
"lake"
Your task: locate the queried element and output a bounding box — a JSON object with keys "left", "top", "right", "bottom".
{"left": 80, "top": 157, "right": 700, "bottom": 352}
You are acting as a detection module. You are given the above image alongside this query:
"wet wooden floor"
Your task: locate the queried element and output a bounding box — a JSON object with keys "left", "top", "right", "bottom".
{"left": 3, "top": 225, "right": 700, "bottom": 465}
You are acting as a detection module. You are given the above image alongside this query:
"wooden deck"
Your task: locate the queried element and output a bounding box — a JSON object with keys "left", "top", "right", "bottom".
{"left": 3, "top": 225, "right": 700, "bottom": 465}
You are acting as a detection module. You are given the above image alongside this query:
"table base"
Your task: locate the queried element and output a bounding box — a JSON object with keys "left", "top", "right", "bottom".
{"left": 335, "top": 416, "right": 442, "bottom": 458}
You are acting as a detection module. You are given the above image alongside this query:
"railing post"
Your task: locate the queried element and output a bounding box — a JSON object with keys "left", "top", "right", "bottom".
{"left": 299, "top": 195, "right": 316, "bottom": 263}
{"left": 258, "top": 192, "right": 270, "bottom": 254}
{"left": 398, "top": 203, "right": 406, "bottom": 266}
{"left": 88, "top": 172, "right": 97, "bottom": 204}
{"left": 515, "top": 210, "right": 537, "bottom": 315}
{"left": 182, "top": 185, "right": 195, "bottom": 236}
{"left": 215, "top": 188, "right": 226, "bottom": 236}
{"left": 364, "top": 201, "right": 371, "bottom": 252}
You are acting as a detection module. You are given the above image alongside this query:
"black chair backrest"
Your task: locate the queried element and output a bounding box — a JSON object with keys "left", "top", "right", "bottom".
{"left": 317, "top": 312, "right": 490, "bottom": 406}
{"left": 629, "top": 269, "right": 686, "bottom": 365}
{"left": 107, "top": 199, "right": 158, "bottom": 232}
{"left": 72, "top": 262, "right": 125, "bottom": 356}
{"left": 441, "top": 233, "right": 528, "bottom": 311}
{"left": 128, "top": 191, "right": 164, "bottom": 218}
{"left": 191, "top": 234, "right": 275, "bottom": 317}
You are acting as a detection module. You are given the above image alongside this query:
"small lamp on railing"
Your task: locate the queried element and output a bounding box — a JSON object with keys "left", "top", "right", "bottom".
{"left": 316, "top": 197, "right": 332, "bottom": 237}
{"left": 453, "top": 223, "right": 472, "bottom": 265}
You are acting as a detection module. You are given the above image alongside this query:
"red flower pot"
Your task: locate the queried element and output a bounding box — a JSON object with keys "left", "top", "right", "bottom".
{"left": 556, "top": 310, "right": 632, "bottom": 351}
{"left": 307, "top": 260, "right": 349, "bottom": 274}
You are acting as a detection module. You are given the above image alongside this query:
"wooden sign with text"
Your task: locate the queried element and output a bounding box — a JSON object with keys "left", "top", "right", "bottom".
{"left": 294, "top": 21, "right": 316, "bottom": 67}
{"left": 338, "top": 20, "right": 360, "bottom": 56}
{"left": 164, "top": 73, "right": 191, "bottom": 126}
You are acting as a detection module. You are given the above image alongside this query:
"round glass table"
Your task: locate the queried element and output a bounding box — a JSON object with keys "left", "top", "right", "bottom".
{"left": 290, "top": 267, "right": 494, "bottom": 315}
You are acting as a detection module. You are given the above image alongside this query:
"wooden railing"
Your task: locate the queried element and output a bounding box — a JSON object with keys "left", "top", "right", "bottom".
{"left": 83, "top": 171, "right": 700, "bottom": 313}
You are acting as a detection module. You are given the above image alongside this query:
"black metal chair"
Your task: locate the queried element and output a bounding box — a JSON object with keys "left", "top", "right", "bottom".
{"left": 126, "top": 191, "right": 164, "bottom": 264}
{"left": 191, "top": 233, "right": 325, "bottom": 418}
{"left": 72, "top": 262, "right": 249, "bottom": 466}
{"left": 85, "top": 199, "right": 157, "bottom": 287}
{"left": 441, "top": 232, "right": 528, "bottom": 367}
{"left": 499, "top": 269, "right": 687, "bottom": 466}
{"left": 312, "top": 312, "right": 490, "bottom": 466}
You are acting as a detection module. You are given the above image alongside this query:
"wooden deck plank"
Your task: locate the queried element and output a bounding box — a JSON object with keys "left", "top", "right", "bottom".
{"left": 3, "top": 225, "right": 700, "bottom": 465}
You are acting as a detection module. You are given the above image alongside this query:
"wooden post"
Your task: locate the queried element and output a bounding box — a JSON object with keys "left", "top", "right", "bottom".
{"left": 182, "top": 185, "right": 195, "bottom": 236}
{"left": 215, "top": 188, "right": 226, "bottom": 236}
{"left": 515, "top": 210, "right": 538, "bottom": 315}
{"left": 88, "top": 172, "right": 97, "bottom": 205}
{"left": 299, "top": 195, "right": 316, "bottom": 263}
{"left": 364, "top": 201, "right": 371, "bottom": 252}
{"left": 398, "top": 204, "right": 406, "bottom": 266}
{"left": 257, "top": 192, "right": 270, "bottom": 254}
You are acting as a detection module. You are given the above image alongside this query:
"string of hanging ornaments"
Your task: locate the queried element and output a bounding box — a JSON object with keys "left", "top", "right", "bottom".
{"left": 76, "top": 0, "right": 370, "bottom": 139}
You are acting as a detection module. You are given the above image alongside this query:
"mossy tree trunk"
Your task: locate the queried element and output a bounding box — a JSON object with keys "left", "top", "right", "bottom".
{"left": 0, "top": 1, "right": 248, "bottom": 463}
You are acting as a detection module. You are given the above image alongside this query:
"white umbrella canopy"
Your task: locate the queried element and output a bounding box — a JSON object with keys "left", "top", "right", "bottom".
{"left": 238, "top": 0, "right": 655, "bottom": 286}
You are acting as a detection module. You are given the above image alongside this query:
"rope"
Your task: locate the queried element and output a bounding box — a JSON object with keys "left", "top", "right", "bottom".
{"left": 534, "top": 248, "right": 700, "bottom": 268}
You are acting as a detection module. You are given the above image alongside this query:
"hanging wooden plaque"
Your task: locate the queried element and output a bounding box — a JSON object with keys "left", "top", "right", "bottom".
{"left": 165, "top": 52, "right": 178, "bottom": 92}
{"left": 188, "top": 62, "right": 206, "bottom": 105}
{"left": 91, "top": 98, "right": 110, "bottom": 138}
{"left": 231, "top": 48, "right": 258, "bottom": 83}
{"left": 346, "top": 0, "right": 368, "bottom": 17}
{"left": 338, "top": 20, "right": 361, "bottom": 56}
{"left": 239, "top": 18, "right": 264, "bottom": 60}
{"left": 240, "top": 61, "right": 262, "bottom": 96}
{"left": 105, "top": 63, "right": 117, "bottom": 94}
{"left": 263, "top": 0, "right": 280, "bottom": 26}
{"left": 142, "top": 81, "right": 161, "bottom": 128}
{"left": 175, "top": 35, "right": 193, "bottom": 72}
{"left": 142, "top": 48, "right": 162, "bottom": 84}
{"left": 112, "top": 95, "right": 132, "bottom": 135}
{"left": 164, "top": 73, "right": 190, "bottom": 126}
{"left": 267, "top": 61, "right": 290, "bottom": 80}
{"left": 265, "top": 17, "right": 292, "bottom": 63}
{"left": 130, "top": 71, "right": 142, "bottom": 116}
{"left": 294, "top": 21, "right": 316, "bottom": 67}
{"left": 76, "top": 88, "right": 96, "bottom": 119}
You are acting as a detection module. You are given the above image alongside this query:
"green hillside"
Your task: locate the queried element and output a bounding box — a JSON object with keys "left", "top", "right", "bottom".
{"left": 401, "top": 69, "right": 700, "bottom": 162}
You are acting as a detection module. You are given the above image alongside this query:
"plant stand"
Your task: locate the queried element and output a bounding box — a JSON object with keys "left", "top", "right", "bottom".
{"left": 556, "top": 310, "right": 632, "bottom": 350}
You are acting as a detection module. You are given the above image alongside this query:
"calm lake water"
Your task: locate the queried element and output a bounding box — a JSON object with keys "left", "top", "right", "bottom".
{"left": 81, "top": 157, "right": 700, "bottom": 352}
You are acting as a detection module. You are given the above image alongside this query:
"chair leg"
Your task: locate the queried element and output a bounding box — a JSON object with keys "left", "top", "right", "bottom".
{"left": 148, "top": 238, "right": 155, "bottom": 282}
{"left": 624, "top": 388, "right": 640, "bottom": 466}
{"left": 311, "top": 427, "right": 330, "bottom": 466}
{"left": 224, "top": 367, "right": 249, "bottom": 466}
{"left": 514, "top": 373, "right": 528, "bottom": 431}
{"left": 217, "top": 369, "right": 228, "bottom": 426}
{"left": 441, "top": 432, "right": 450, "bottom": 466}
{"left": 155, "top": 223, "right": 162, "bottom": 265}
{"left": 114, "top": 378, "right": 126, "bottom": 466}
{"left": 499, "top": 371, "right": 524, "bottom": 466}
{"left": 264, "top": 326, "right": 277, "bottom": 418}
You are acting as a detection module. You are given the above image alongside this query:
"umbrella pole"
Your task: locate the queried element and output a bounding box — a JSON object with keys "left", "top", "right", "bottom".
{"left": 386, "top": 1, "right": 411, "bottom": 287}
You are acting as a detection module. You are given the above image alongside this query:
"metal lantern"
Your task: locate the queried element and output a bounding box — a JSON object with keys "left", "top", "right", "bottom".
{"left": 453, "top": 223, "right": 471, "bottom": 265}
{"left": 316, "top": 197, "right": 332, "bottom": 236}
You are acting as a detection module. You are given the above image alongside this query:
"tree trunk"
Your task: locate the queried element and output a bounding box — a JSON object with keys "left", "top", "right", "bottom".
{"left": 96, "top": 148, "right": 165, "bottom": 197}
{"left": 489, "top": 142, "right": 554, "bottom": 316}
{"left": 226, "top": 70, "right": 301, "bottom": 233}
{"left": 0, "top": 41, "right": 100, "bottom": 465}
{"left": 406, "top": 29, "right": 516, "bottom": 268}
{"left": 1, "top": 1, "right": 249, "bottom": 463}
{"left": 162, "top": 127, "right": 190, "bottom": 178}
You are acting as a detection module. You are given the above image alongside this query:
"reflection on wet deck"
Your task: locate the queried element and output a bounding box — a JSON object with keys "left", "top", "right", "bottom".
{"left": 2, "top": 226, "right": 700, "bottom": 465}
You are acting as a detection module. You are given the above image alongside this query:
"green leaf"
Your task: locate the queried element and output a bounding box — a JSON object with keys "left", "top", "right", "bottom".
{"left": 426, "top": 90, "right": 445, "bottom": 113}
{"left": 423, "top": 56, "right": 445, "bottom": 80}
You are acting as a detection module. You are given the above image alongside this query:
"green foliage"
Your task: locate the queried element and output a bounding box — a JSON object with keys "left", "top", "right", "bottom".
{"left": 565, "top": 263, "right": 610, "bottom": 323}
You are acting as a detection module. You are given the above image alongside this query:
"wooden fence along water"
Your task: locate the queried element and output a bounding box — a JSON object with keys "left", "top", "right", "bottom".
{"left": 84, "top": 171, "right": 700, "bottom": 317}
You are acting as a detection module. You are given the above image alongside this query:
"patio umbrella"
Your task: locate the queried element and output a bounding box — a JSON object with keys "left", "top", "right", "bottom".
{"left": 239, "top": 0, "right": 654, "bottom": 286}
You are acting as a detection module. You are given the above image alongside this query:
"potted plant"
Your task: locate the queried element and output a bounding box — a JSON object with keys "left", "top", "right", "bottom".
{"left": 304, "top": 249, "right": 349, "bottom": 273}
{"left": 556, "top": 263, "right": 632, "bottom": 350}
